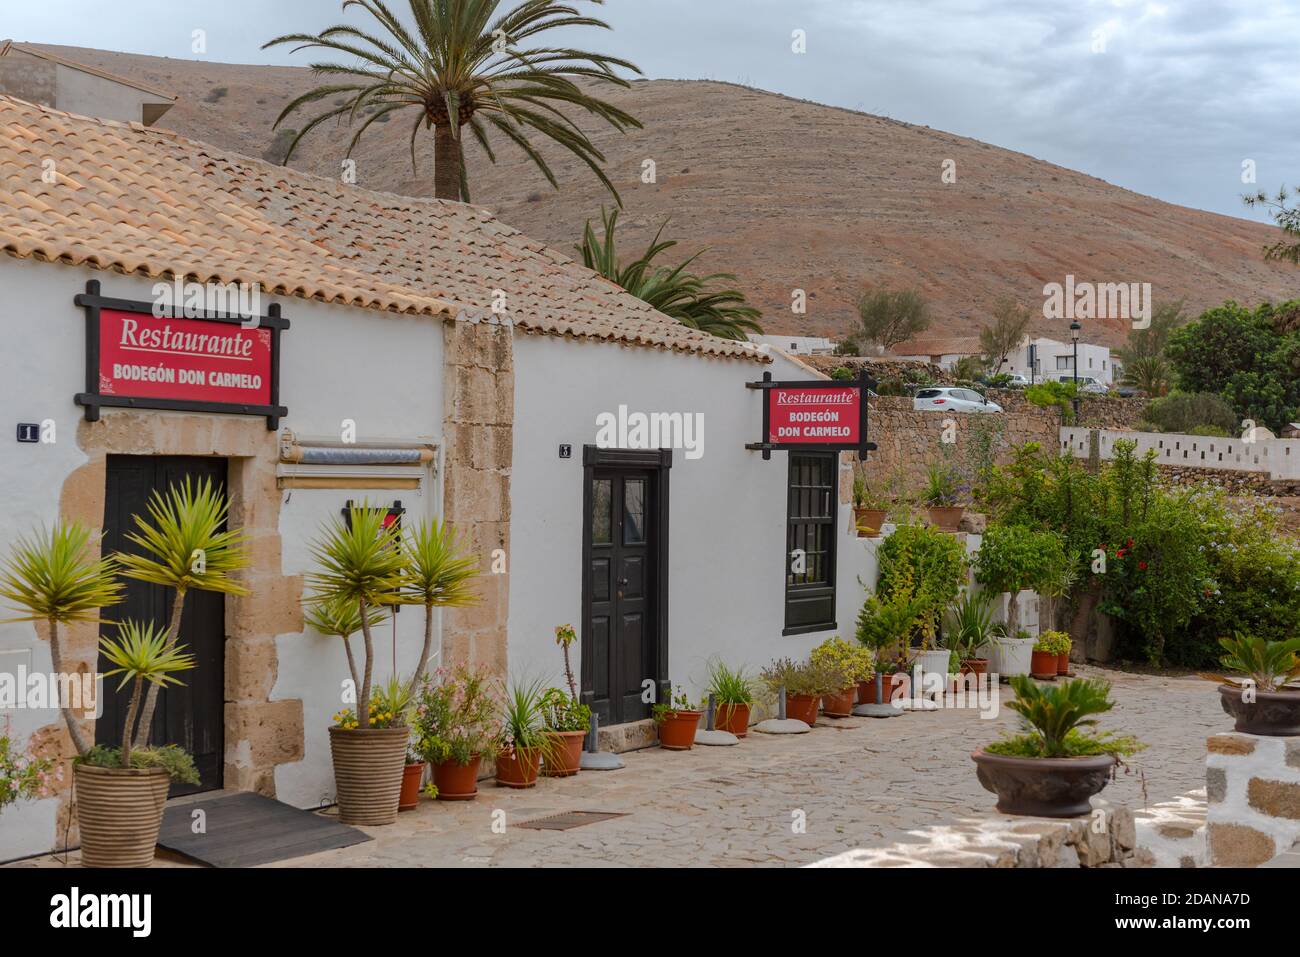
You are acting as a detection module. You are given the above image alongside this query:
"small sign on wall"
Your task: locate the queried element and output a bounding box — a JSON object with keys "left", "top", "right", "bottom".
{"left": 16, "top": 423, "right": 39, "bottom": 443}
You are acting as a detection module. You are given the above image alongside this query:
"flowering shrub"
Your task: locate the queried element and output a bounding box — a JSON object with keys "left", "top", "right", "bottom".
{"left": 413, "top": 665, "right": 500, "bottom": 766}
{"left": 810, "top": 637, "right": 874, "bottom": 685}
{"left": 1, "top": 722, "right": 59, "bottom": 811}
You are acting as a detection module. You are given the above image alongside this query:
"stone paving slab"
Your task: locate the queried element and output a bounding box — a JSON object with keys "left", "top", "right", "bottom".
{"left": 9, "top": 666, "right": 1226, "bottom": 868}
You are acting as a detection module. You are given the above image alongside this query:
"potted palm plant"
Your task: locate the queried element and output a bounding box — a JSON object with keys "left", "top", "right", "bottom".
{"left": 400, "top": 518, "right": 481, "bottom": 690}
{"left": 495, "top": 678, "right": 551, "bottom": 788}
{"left": 414, "top": 664, "right": 499, "bottom": 800}
{"left": 653, "top": 686, "right": 703, "bottom": 750}
{"left": 922, "top": 464, "right": 966, "bottom": 531}
{"left": 306, "top": 504, "right": 409, "bottom": 825}
{"left": 706, "top": 660, "right": 756, "bottom": 737}
{"left": 810, "top": 637, "right": 873, "bottom": 716}
{"left": 972, "top": 676, "right": 1143, "bottom": 817}
{"left": 852, "top": 475, "right": 890, "bottom": 538}
{"left": 1205, "top": 633, "right": 1300, "bottom": 735}
{"left": 944, "top": 589, "right": 997, "bottom": 684}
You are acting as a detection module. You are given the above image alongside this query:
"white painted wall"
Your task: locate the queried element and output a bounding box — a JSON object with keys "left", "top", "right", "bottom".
{"left": 1061, "top": 426, "right": 1300, "bottom": 481}
{"left": 508, "top": 336, "right": 860, "bottom": 707}
{"left": 0, "top": 258, "right": 443, "bottom": 854}
{"left": 1005, "top": 337, "right": 1114, "bottom": 386}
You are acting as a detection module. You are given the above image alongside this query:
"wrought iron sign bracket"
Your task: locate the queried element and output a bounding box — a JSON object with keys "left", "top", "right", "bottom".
{"left": 745, "top": 369, "right": 878, "bottom": 461}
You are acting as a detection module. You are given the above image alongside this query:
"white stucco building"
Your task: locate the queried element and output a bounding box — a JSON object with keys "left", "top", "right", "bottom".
{"left": 1003, "top": 336, "right": 1115, "bottom": 386}
{"left": 747, "top": 334, "right": 837, "bottom": 356}
{"left": 0, "top": 94, "right": 887, "bottom": 859}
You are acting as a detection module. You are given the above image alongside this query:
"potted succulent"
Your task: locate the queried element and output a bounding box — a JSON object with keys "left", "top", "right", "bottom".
{"left": 922, "top": 464, "right": 966, "bottom": 531}
{"left": 1032, "top": 631, "right": 1070, "bottom": 679}
{"left": 495, "top": 678, "right": 552, "bottom": 788}
{"left": 944, "top": 589, "right": 997, "bottom": 684}
{"left": 1205, "top": 633, "right": 1300, "bottom": 735}
{"left": 706, "top": 660, "right": 757, "bottom": 736}
{"left": 852, "top": 475, "right": 890, "bottom": 538}
{"left": 810, "top": 637, "right": 874, "bottom": 716}
{"left": 760, "top": 658, "right": 822, "bottom": 725}
{"left": 414, "top": 664, "right": 499, "bottom": 800}
{"left": 539, "top": 687, "right": 591, "bottom": 776}
{"left": 653, "top": 686, "right": 703, "bottom": 750}
{"left": 972, "top": 676, "right": 1143, "bottom": 817}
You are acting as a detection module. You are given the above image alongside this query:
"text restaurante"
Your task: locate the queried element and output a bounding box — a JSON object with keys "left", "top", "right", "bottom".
{"left": 119, "top": 317, "right": 255, "bottom": 358}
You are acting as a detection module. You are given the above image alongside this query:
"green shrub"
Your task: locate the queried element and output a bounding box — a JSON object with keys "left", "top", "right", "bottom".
{"left": 877, "top": 524, "right": 968, "bottom": 645}
{"left": 830, "top": 366, "right": 854, "bottom": 380}
{"left": 1024, "top": 380, "right": 1078, "bottom": 420}
{"left": 876, "top": 377, "right": 908, "bottom": 396}
{"left": 1143, "top": 391, "right": 1237, "bottom": 434}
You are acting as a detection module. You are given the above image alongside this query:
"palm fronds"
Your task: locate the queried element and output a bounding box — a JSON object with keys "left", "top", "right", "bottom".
{"left": 1004, "top": 675, "right": 1114, "bottom": 757}
{"left": 1203, "top": 633, "right": 1300, "bottom": 692}
{"left": 0, "top": 522, "right": 122, "bottom": 624}
{"left": 401, "top": 517, "right": 481, "bottom": 692}
{"left": 99, "top": 619, "right": 196, "bottom": 763}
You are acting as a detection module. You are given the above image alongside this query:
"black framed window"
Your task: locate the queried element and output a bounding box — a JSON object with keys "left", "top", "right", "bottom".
{"left": 784, "top": 452, "right": 837, "bottom": 635}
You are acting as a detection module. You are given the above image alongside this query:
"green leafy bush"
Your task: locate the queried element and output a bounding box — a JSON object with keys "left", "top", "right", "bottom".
{"left": 830, "top": 366, "right": 854, "bottom": 380}
{"left": 1142, "top": 391, "right": 1237, "bottom": 434}
{"left": 877, "top": 524, "right": 968, "bottom": 646}
{"left": 1024, "top": 380, "right": 1078, "bottom": 421}
{"left": 975, "top": 524, "right": 1067, "bottom": 627}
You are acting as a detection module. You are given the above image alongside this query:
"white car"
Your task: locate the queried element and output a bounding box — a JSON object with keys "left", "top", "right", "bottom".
{"left": 1048, "top": 374, "right": 1109, "bottom": 395}
{"left": 913, "top": 387, "right": 1002, "bottom": 413}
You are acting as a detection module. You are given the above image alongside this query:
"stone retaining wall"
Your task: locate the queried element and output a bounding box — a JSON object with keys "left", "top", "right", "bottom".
{"left": 1155, "top": 465, "right": 1300, "bottom": 496}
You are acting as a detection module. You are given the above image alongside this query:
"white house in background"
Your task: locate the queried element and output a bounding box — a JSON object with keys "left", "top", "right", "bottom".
{"left": 0, "top": 40, "right": 176, "bottom": 125}
{"left": 889, "top": 336, "right": 983, "bottom": 369}
{"left": 1003, "top": 336, "right": 1115, "bottom": 386}
{"left": 747, "top": 334, "right": 837, "bottom": 356}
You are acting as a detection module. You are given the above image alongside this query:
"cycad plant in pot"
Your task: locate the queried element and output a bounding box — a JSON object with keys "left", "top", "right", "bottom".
{"left": 1204, "top": 633, "right": 1300, "bottom": 735}
{"left": 706, "top": 660, "right": 757, "bottom": 736}
{"left": 306, "top": 504, "right": 409, "bottom": 825}
{"left": 414, "top": 664, "right": 499, "bottom": 800}
{"left": 652, "top": 685, "right": 703, "bottom": 750}
{"left": 972, "top": 676, "right": 1143, "bottom": 817}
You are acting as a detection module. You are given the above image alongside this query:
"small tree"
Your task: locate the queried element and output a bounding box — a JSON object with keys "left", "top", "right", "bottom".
{"left": 114, "top": 478, "right": 248, "bottom": 748}
{"left": 974, "top": 524, "right": 1067, "bottom": 631}
{"left": 303, "top": 594, "right": 390, "bottom": 702}
{"left": 1244, "top": 185, "right": 1300, "bottom": 265}
{"left": 979, "top": 298, "right": 1032, "bottom": 372}
{"left": 306, "top": 505, "right": 408, "bottom": 730}
{"left": 856, "top": 286, "right": 931, "bottom": 352}
{"left": 0, "top": 523, "right": 123, "bottom": 756}
{"left": 401, "top": 518, "right": 481, "bottom": 694}
{"left": 99, "top": 620, "right": 195, "bottom": 768}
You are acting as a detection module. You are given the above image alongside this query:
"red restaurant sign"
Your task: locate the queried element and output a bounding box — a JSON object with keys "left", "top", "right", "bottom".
{"left": 769, "top": 386, "right": 860, "bottom": 444}
{"left": 75, "top": 281, "right": 289, "bottom": 429}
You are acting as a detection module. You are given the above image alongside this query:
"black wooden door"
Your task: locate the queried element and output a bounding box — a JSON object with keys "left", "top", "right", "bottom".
{"left": 96, "top": 455, "right": 227, "bottom": 795}
{"left": 586, "top": 469, "right": 657, "bottom": 726}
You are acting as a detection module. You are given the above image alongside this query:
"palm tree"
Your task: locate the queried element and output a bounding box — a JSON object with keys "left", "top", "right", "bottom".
{"left": 264, "top": 0, "right": 642, "bottom": 202}
{"left": 0, "top": 523, "right": 123, "bottom": 756}
{"left": 578, "top": 207, "right": 763, "bottom": 341}
{"left": 99, "top": 620, "right": 195, "bottom": 768}
{"left": 1122, "top": 355, "right": 1173, "bottom": 397}
{"left": 303, "top": 594, "right": 391, "bottom": 705}
{"left": 114, "top": 478, "right": 248, "bottom": 748}
{"left": 401, "top": 518, "right": 480, "bottom": 694}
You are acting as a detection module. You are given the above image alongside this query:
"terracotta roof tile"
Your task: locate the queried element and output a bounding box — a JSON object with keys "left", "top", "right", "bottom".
{"left": 0, "top": 95, "right": 767, "bottom": 363}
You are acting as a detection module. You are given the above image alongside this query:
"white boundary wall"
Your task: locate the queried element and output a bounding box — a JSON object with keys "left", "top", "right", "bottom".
{"left": 1061, "top": 426, "right": 1300, "bottom": 481}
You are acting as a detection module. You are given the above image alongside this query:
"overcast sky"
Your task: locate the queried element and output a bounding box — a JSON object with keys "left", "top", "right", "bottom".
{"left": 9, "top": 0, "right": 1299, "bottom": 219}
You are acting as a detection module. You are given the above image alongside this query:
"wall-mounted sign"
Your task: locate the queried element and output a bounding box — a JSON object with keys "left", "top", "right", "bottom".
{"left": 73, "top": 279, "right": 289, "bottom": 429}
{"left": 746, "top": 370, "right": 877, "bottom": 460}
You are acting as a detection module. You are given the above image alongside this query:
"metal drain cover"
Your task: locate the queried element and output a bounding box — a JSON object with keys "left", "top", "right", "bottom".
{"left": 516, "top": 810, "right": 628, "bottom": 831}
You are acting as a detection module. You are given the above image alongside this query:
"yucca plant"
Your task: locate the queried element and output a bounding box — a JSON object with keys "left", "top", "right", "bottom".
{"left": 400, "top": 517, "right": 480, "bottom": 695}
{"left": 1204, "top": 633, "right": 1300, "bottom": 693}
{"left": 306, "top": 504, "right": 408, "bottom": 729}
{"left": 943, "top": 589, "right": 998, "bottom": 661}
{"left": 99, "top": 620, "right": 196, "bottom": 769}
{"left": 115, "top": 477, "right": 248, "bottom": 748}
{"left": 264, "top": 0, "right": 642, "bottom": 202}
{"left": 0, "top": 522, "right": 124, "bottom": 756}
{"left": 989, "top": 675, "right": 1143, "bottom": 759}
{"left": 304, "top": 593, "right": 391, "bottom": 701}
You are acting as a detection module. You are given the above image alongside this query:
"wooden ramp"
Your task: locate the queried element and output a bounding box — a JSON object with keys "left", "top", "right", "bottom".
{"left": 157, "top": 791, "right": 371, "bottom": 867}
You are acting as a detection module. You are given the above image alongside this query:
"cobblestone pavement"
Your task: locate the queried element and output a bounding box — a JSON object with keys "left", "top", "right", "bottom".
{"left": 10, "top": 666, "right": 1222, "bottom": 868}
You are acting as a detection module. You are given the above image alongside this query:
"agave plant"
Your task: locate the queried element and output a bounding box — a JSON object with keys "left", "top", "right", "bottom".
{"left": 114, "top": 477, "right": 248, "bottom": 748}
{"left": 264, "top": 0, "right": 642, "bottom": 202}
{"left": 1205, "top": 633, "right": 1300, "bottom": 693}
{"left": 0, "top": 522, "right": 123, "bottom": 756}
{"left": 306, "top": 504, "right": 408, "bottom": 729}
{"left": 577, "top": 207, "right": 763, "bottom": 341}
{"left": 99, "top": 620, "right": 196, "bottom": 768}
{"left": 401, "top": 518, "right": 481, "bottom": 695}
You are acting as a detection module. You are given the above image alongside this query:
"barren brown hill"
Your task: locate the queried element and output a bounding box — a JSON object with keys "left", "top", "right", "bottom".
{"left": 31, "top": 43, "right": 1299, "bottom": 345}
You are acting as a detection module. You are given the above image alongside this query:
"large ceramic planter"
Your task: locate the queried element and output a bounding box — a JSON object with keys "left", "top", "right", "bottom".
{"left": 971, "top": 749, "right": 1116, "bottom": 817}
{"left": 432, "top": 755, "right": 482, "bottom": 800}
{"left": 854, "top": 507, "right": 888, "bottom": 538}
{"left": 399, "top": 761, "right": 425, "bottom": 811}
{"left": 657, "top": 710, "right": 703, "bottom": 750}
{"left": 983, "top": 637, "right": 1034, "bottom": 677}
{"left": 328, "top": 725, "right": 409, "bottom": 825}
{"left": 541, "top": 730, "right": 586, "bottom": 776}
{"left": 785, "top": 693, "right": 820, "bottom": 726}
{"left": 715, "top": 702, "right": 751, "bottom": 737}
{"left": 821, "top": 687, "right": 856, "bottom": 718}
{"left": 1030, "top": 650, "right": 1058, "bottom": 680}
{"left": 74, "top": 763, "right": 170, "bottom": 868}
{"left": 927, "top": 506, "right": 965, "bottom": 532}
{"left": 1218, "top": 685, "right": 1300, "bottom": 736}
{"left": 495, "top": 747, "right": 541, "bottom": 788}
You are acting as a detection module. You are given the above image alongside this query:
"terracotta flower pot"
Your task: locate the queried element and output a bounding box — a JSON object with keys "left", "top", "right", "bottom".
{"left": 858, "top": 673, "right": 900, "bottom": 706}
{"left": 1030, "top": 650, "right": 1059, "bottom": 679}
{"left": 821, "top": 687, "right": 856, "bottom": 717}
{"left": 786, "top": 693, "right": 820, "bottom": 726}
{"left": 927, "top": 506, "right": 965, "bottom": 531}
{"left": 1057, "top": 652, "right": 1071, "bottom": 676}
{"left": 541, "top": 730, "right": 586, "bottom": 776}
{"left": 399, "top": 761, "right": 425, "bottom": 810}
{"left": 657, "top": 710, "right": 703, "bottom": 750}
{"left": 961, "top": 658, "right": 989, "bottom": 692}
{"left": 328, "top": 725, "right": 409, "bottom": 825}
{"left": 495, "top": 746, "right": 541, "bottom": 788}
{"left": 971, "top": 749, "right": 1117, "bottom": 817}
{"left": 73, "top": 763, "right": 170, "bottom": 868}
{"left": 432, "top": 754, "right": 482, "bottom": 800}
{"left": 714, "top": 702, "right": 751, "bottom": 737}
{"left": 854, "top": 507, "right": 889, "bottom": 537}
{"left": 1218, "top": 685, "right": 1300, "bottom": 736}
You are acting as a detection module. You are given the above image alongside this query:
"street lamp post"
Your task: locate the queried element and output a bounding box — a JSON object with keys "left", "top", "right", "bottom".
{"left": 1069, "top": 319, "right": 1081, "bottom": 418}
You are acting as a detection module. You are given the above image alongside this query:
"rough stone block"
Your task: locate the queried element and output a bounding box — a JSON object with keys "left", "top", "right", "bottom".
{"left": 1207, "top": 733, "right": 1255, "bottom": 756}
{"left": 1207, "top": 822, "right": 1276, "bottom": 867}
{"left": 1206, "top": 766, "right": 1227, "bottom": 803}
{"left": 1247, "top": 779, "right": 1300, "bottom": 820}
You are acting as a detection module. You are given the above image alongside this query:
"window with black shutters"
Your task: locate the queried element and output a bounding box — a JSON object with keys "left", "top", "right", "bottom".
{"left": 784, "top": 451, "right": 837, "bottom": 635}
